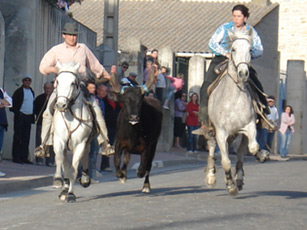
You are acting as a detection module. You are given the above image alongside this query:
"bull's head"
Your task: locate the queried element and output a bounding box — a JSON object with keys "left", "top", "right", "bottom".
{"left": 110, "top": 65, "right": 157, "bottom": 125}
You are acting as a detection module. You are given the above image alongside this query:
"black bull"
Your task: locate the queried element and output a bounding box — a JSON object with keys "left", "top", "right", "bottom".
{"left": 110, "top": 70, "right": 163, "bottom": 193}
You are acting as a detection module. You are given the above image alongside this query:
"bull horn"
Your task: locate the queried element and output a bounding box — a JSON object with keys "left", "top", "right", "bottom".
{"left": 109, "top": 65, "right": 121, "bottom": 94}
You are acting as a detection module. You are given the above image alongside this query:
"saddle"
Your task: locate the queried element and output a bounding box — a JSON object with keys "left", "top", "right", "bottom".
{"left": 207, "top": 61, "right": 275, "bottom": 130}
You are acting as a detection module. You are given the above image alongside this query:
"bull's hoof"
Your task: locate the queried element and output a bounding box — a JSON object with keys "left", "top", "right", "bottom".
{"left": 137, "top": 170, "right": 145, "bottom": 178}
{"left": 66, "top": 193, "right": 76, "bottom": 203}
{"left": 142, "top": 185, "right": 151, "bottom": 193}
{"left": 119, "top": 177, "right": 126, "bottom": 184}
{"left": 53, "top": 178, "right": 63, "bottom": 189}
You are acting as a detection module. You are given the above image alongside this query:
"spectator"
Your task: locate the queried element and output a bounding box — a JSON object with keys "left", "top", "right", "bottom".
{"left": 259, "top": 95, "right": 279, "bottom": 152}
{"left": 155, "top": 66, "right": 167, "bottom": 103}
{"left": 186, "top": 92, "right": 200, "bottom": 153}
{"left": 34, "top": 82, "right": 54, "bottom": 166}
{"left": 101, "top": 84, "right": 121, "bottom": 172}
{"left": 163, "top": 73, "right": 185, "bottom": 110}
{"left": 121, "top": 72, "right": 138, "bottom": 86}
{"left": 147, "top": 49, "right": 158, "bottom": 64}
{"left": 143, "top": 60, "right": 153, "bottom": 84}
{"left": 279, "top": 105, "right": 295, "bottom": 158}
{"left": 0, "top": 86, "right": 12, "bottom": 176}
{"left": 116, "top": 61, "right": 129, "bottom": 82}
{"left": 174, "top": 92, "right": 187, "bottom": 148}
{"left": 10, "top": 75, "right": 35, "bottom": 164}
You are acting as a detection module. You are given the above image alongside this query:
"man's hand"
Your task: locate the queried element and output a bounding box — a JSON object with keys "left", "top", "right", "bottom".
{"left": 0, "top": 99, "right": 11, "bottom": 107}
{"left": 111, "top": 65, "right": 117, "bottom": 74}
{"left": 101, "top": 69, "right": 111, "bottom": 80}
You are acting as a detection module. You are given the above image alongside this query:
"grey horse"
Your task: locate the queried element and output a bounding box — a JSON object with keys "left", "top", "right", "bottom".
{"left": 205, "top": 29, "right": 268, "bottom": 195}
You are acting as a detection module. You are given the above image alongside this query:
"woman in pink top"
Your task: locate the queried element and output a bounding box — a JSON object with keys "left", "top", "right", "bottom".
{"left": 279, "top": 105, "right": 295, "bottom": 158}
{"left": 163, "top": 73, "right": 185, "bottom": 110}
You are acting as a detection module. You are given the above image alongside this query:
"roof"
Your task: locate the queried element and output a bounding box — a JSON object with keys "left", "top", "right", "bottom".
{"left": 71, "top": 0, "right": 278, "bottom": 53}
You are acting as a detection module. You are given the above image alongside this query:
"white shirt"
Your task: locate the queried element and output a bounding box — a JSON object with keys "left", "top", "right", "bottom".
{"left": 20, "top": 88, "right": 34, "bottom": 115}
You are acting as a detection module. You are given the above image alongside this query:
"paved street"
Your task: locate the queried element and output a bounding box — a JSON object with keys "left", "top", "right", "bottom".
{"left": 0, "top": 159, "right": 306, "bottom": 230}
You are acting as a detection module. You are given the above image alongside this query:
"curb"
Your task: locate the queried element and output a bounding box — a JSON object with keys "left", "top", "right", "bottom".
{"left": 0, "top": 175, "right": 53, "bottom": 195}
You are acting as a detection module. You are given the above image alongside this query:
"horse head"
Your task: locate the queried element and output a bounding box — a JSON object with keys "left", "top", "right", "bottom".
{"left": 55, "top": 61, "right": 80, "bottom": 112}
{"left": 228, "top": 29, "right": 253, "bottom": 83}
{"left": 110, "top": 64, "right": 157, "bottom": 125}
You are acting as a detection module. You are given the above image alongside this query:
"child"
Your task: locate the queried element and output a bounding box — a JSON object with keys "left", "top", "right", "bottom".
{"left": 163, "top": 73, "right": 185, "bottom": 110}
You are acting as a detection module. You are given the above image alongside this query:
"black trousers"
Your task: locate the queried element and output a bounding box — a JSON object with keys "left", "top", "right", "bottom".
{"left": 12, "top": 112, "right": 33, "bottom": 162}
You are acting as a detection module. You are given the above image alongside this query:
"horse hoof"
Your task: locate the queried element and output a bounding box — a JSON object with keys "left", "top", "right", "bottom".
{"left": 236, "top": 180, "right": 244, "bottom": 191}
{"left": 255, "top": 149, "right": 269, "bottom": 163}
{"left": 227, "top": 184, "right": 238, "bottom": 196}
{"left": 79, "top": 175, "right": 91, "bottom": 188}
{"left": 66, "top": 193, "right": 76, "bottom": 203}
{"left": 53, "top": 178, "right": 63, "bottom": 189}
{"left": 205, "top": 173, "right": 216, "bottom": 188}
{"left": 142, "top": 187, "right": 151, "bottom": 193}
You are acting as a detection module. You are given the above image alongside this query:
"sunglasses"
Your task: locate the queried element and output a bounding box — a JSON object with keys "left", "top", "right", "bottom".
{"left": 23, "top": 79, "right": 32, "bottom": 82}
{"left": 122, "top": 66, "right": 128, "bottom": 69}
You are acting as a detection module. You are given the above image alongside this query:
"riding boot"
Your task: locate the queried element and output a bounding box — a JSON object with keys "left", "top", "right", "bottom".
{"left": 34, "top": 92, "right": 56, "bottom": 158}
{"left": 89, "top": 96, "right": 115, "bottom": 156}
{"left": 192, "top": 106, "right": 214, "bottom": 138}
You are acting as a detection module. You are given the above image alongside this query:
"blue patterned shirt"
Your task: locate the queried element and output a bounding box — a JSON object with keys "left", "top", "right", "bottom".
{"left": 208, "top": 22, "right": 263, "bottom": 59}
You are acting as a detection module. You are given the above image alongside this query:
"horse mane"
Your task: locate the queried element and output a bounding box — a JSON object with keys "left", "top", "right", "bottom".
{"left": 226, "top": 29, "right": 253, "bottom": 49}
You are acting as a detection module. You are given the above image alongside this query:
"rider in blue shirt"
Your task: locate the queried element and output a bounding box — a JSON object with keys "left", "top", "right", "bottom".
{"left": 196, "top": 4, "right": 268, "bottom": 135}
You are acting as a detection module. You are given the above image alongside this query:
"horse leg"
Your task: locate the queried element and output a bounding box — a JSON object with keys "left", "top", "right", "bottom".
{"left": 245, "top": 122, "right": 269, "bottom": 163}
{"left": 204, "top": 138, "right": 217, "bottom": 188}
{"left": 216, "top": 131, "right": 238, "bottom": 195}
{"left": 119, "top": 151, "right": 130, "bottom": 184}
{"left": 53, "top": 156, "right": 63, "bottom": 189}
{"left": 78, "top": 144, "right": 91, "bottom": 188}
{"left": 235, "top": 135, "right": 247, "bottom": 191}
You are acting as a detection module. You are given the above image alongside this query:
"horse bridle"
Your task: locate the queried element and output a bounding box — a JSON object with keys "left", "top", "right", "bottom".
{"left": 55, "top": 71, "right": 81, "bottom": 106}
{"left": 228, "top": 37, "right": 252, "bottom": 86}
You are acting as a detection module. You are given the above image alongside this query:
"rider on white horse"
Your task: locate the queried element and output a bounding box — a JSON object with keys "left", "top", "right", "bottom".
{"left": 36, "top": 22, "right": 114, "bottom": 157}
{"left": 195, "top": 4, "right": 270, "bottom": 136}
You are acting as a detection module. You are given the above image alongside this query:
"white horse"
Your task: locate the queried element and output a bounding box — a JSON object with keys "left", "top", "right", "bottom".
{"left": 205, "top": 29, "right": 268, "bottom": 195}
{"left": 53, "top": 62, "right": 96, "bottom": 202}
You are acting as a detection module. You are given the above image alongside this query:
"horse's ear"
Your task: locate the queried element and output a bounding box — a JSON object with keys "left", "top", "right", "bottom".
{"left": 72, "top": 63, "right": 80, "bottom": 73}
{"left": 228, "top": 30, "right": 235, "bottom": 42}
{"left": 56, "top": 60, "right": 63, "bottom": 70}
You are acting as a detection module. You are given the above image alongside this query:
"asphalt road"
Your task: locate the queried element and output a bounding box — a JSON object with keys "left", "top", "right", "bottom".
{"left": 0, "top": 160, "right": 306, "bottom": 230}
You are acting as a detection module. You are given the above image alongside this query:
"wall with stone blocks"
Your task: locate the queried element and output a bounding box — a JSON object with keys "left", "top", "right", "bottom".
{"left": 0, "top": 0, "right": 97, "bottom": 160}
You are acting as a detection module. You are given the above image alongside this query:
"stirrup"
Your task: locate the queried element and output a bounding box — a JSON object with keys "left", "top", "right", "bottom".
{"left": 101, "top": 143, "right": 115, "bottom": 157}
{"left": 192, "top": 125, "right": 214, "bottom": 139}
{"left": 34, "top": 145, "right": 46, "bottom": 159}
